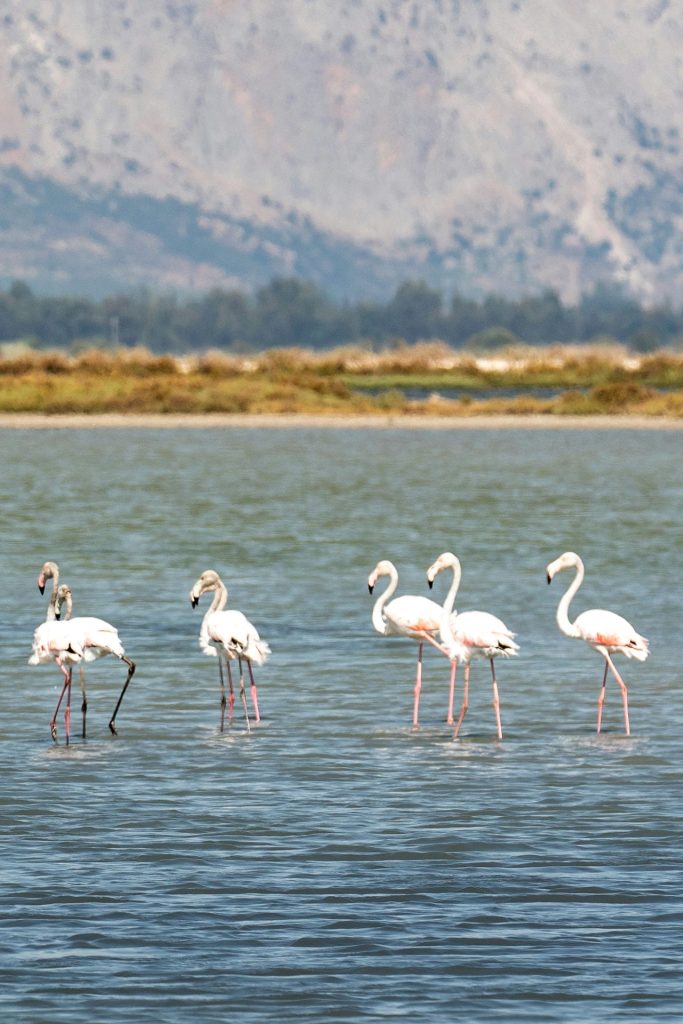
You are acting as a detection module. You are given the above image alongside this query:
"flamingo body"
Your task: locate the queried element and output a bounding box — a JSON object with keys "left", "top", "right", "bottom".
{"left": 426, "top": 551, "right": 518, "bottom": 739}
{"left": 546, "top": 550, "right": 648, "bottom": 735}
{"left": 30, "top": 565, "right": 135, "bottom": 742}
{"left": 190, "top": 569, "right": 269, "bottom": 730}
{"left": 368, "top": 559, "right": 448, "bottom": 727}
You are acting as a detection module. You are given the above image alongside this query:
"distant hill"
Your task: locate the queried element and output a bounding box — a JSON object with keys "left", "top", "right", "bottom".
{"left": 1, "top": 2, "right": 682, "bottom": 301}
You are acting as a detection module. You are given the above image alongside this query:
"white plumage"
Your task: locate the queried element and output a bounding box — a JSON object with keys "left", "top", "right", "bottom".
{"left": 368, "top": 559, "right": 449, "bottom": 727}
{"left": 427, "top": 551, "right": 518, "bottom": 740}
{"left": 546, "top": 551, "right": 649, "bottom": 735}
{"left": 190, "top": 569, "right": 270, "bottom": 730}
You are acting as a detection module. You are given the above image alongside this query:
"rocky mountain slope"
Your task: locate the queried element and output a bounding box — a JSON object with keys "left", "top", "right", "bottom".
{"left": 0, "top": 1, "right": 681, "bottom": 301}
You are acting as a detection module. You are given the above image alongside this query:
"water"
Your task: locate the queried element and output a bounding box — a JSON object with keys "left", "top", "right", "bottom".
{"left": 0, "top": 426, "right": 682, "bottom": 1022}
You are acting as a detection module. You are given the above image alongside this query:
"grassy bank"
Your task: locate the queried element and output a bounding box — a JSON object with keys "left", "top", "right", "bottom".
{"left": 0, "top": 343, "right": 682, "bottom": 417}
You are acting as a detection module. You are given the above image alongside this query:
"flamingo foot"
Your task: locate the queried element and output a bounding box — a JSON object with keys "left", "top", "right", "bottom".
{"left": 108, "top": 719, "right": 118, "bottom": 736}
{"left": 50, "top": 720, "right": 57, "bottom": 742}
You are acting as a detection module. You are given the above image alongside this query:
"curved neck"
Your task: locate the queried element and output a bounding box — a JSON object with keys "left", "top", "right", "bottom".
{"left": 556, "top": 560, "right": 583, "bottom": 638}
{"left": 372, "top": 566, "right": 398, "bottom": 635}
{"left": 46, "top": 591, "right": 59, "bottom": 622}
{"left": 439, "top": 558, "right": 461, "bottom": 646}
{"left": 209, "top": 580, "right": 228, "bottom": 614}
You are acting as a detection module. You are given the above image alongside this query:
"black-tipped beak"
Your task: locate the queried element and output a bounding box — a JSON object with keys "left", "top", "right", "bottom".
{"left": 191, "top": 596, "right": 198, "bottom": 608}
{"left": 546, "top": 572, "right": 552, "bottom": 584}
{"left": 55, "top": 611, "right": 61, "bottom": 621}
{"left": 368, "top": 583, "right": 374, "bottom": 594}
{"left": 38, "top": 579, "right": 45, "bottom": 595}
{"left": 428, "top": 578, "right": 434, "bottom": 590}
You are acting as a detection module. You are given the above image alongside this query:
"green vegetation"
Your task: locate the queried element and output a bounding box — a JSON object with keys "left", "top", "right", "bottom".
{"left": 2, "top": 277, "right": 683, "bottom": 352}
{"left": 0, "top": 344, "right": 682, "bottom": 417}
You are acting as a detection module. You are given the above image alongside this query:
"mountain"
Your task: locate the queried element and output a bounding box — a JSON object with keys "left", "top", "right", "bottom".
{"left": 0, "top": 1, "right": 682, "bottom": 302}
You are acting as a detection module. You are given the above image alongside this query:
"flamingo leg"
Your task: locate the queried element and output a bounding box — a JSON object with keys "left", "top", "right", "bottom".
{"left": 596, "top": 660, "right": 609, "bottom": 734}
{"left": 79, "top": 666, "right": 88, "bottom": 739}
{"left": 226, "top": 659, "right": 235, "bottom": 724}
{"left": 423, "top": 632, "right": 451, "bottom": 658}
{"left": 218, "top": 657, "right": 227, "bottom": 732}
{"left": 64, "top": 669, "right": 73, "bottom": 746}
{"left": 412, "top": 641, "right": 424, "bottom": 728}
{"left": 490, "top": 659, "right": 503, "bottom": 740}
{"left": 108, "top": 657, "right": 136, "bottom": 736}
{"left": 247, "top": 661, "right": 261, "bottom": 723}
{"left": 238, "top": 658, "right": 251, "bottom": 733}
{"left": 604, "top": 652, "right": 631, "bottom": 737}
{"left": 453, "top": 662, "right": 470, "bottom": 739}
{"left": 51, "top": 659, "right": 71, "bottom": 741}
{"left": 446, "top": 658, "right": 458, "bottom": 725}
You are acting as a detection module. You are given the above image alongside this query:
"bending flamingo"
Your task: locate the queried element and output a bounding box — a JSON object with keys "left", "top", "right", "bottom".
{"left": 190, "top": 569, "right": 270, "bottom": 732}
{"left": 368, "top": 559, "right": 449, "bottom": 727}
{"left": 427, "top": 551, "right": 518, "bottom": 740}
{"left": 31, "top": 563, "right": 136, "bottom": 743}
{"left": 546, "top": 551, "right": 648, "bottom": 736}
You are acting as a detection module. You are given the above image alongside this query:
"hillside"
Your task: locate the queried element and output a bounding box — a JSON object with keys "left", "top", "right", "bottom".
{"left": 1, "top": 2, "right": 682, "bottom": 301}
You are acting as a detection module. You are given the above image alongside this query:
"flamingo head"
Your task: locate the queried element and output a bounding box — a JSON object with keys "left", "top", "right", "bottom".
{"left": 190, "top": 569, "right": 222, "bottom": 608}
{"left": 367, "top": 559, "right": 395, "bottom": 594}
{"left": 426, "top": 551, "right": 459, "bottom": 589}
{"left": 546, "top": 551, "right": 581, "bottom": 584}
{"left": 54, "top": 584, "right": 73, "bottom": 621}
{"left": 37, "top": 560, "right": 59, "bottom": 595}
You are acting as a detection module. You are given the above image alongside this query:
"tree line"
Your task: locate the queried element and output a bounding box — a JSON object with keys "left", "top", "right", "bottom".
{"left": 0, "top": 278, "right": 680, "bottom": 352}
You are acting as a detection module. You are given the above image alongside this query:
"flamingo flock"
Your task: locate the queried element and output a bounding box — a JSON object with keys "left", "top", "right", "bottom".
{"left": 28, "top": 550, "right": 649, "bottom": 744}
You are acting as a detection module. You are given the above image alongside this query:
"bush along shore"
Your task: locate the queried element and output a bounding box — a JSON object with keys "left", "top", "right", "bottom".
{"left": 0, "top": 343, "right": 682, "bottom": 417}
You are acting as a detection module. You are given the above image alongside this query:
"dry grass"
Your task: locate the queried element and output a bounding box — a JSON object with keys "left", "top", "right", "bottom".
{"left": 0, "top": 344, "right": 681, "bottom": 416}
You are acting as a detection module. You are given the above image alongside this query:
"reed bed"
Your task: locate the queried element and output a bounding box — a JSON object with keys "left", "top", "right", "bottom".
{"left": 0, "top": 344, "right": 681, "bottom": 416}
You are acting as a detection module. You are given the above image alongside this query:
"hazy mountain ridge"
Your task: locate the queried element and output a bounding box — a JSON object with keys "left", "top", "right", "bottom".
{"left": 0, "top": 1, "right": 682, "bottom": 300}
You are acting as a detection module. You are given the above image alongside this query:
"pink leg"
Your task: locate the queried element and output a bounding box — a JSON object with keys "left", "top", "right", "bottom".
{"left": 447, "top": 659, "right": 457, "bottom": 725}
{"left": 412, "top": 641, "right": 423, "bottom": 728}
{"left": 596, "top": 660, "right": 608, "bottom": 734}
{"left": 218, "top": 658, "right": 227, "bottom": 732}
{"left": 247, "top": 661, "right": 261, "bottom": 723}
{"left": 423, "top": 632, "right": 451, "bottom": 658}
{"left": 238, "top": 658, "right": 251, "bottom": 733}
{"left": 453, "top": 662, "right": 470, "bottom": 739}
{"left": 51, "top": 659, "right": 71, "bottom": 742}
{"left": 604, "top": 653, "right": 630, "bottom": 736}
{"left": 64, "top": 670, "right": 72, "bottom": 746}
{"left": 226, "top": 659, "right": 235, "bottom": 724}
{"left": 490, "top": 659, "right": 502, "bottom": 740}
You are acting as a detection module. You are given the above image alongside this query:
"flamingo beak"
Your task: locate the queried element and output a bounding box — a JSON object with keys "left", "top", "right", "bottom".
{"left": 546, "top": 571, "right": 552, "bottom": 584}
{"left": 38, "top": 574, "right": 45, "bottom": 595}
{"left": 190, "top": 595, "right": 199, "bottom": 608}
{"left": 428, "top": 578, "right": 434, "bottom": 590}
{"left": 367, "top": 583, "right": 374, "bottom": 594}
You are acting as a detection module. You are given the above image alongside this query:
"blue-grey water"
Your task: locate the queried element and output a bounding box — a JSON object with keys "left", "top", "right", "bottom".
{"left": 1, "top": 426, "right": 682, "bottom": 1023}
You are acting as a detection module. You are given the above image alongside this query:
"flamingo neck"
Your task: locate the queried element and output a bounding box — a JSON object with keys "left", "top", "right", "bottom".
{"left": 208, "top": 580, "right": 228, "bottom": 614}
{"left": 439, "top": 558, "right": 462, "bottom": 648}
{"left": 372, "top": 567, "right": 398, "bottom": 635}
{"left": 46, "top": 591, "right": 59, "bottom": 621}
{"left": 556, "top": 559, "right": 583, "bottom": 638}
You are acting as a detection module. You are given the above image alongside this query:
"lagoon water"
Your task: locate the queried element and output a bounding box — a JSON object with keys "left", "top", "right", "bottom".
{"left": 0, "top": 425, "right": 682, "bottom": 1022}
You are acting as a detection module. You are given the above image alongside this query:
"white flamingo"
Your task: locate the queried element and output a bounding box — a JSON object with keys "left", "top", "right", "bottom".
{"left": 30, "top": 562, "right": 136, "bottom": 743}
{"left": 546, "top": 551, "right": 649, "bottom": 736}
{"left": 189, "top": 569, "right": 270, "bottom": 732}
{"left": 426, "top": 551, "right": 518, "bottom": 740}
{"left": 368, "top": 559, "right": 450, "bottom": 727}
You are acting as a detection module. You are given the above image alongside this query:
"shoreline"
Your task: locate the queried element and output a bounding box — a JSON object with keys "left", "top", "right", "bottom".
{"left": 0, "top": 412, "right": 682, "bottom": 429}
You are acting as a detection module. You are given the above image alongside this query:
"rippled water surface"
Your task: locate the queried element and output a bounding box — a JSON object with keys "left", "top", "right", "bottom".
{"left": 1, "top": 425, "right": 682, "bottom": 1022}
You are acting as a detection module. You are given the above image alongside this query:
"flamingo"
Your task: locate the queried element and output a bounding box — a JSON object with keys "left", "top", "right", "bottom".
{"left": 546, "top": 551, "right": 649, "bottom": 736}
{"left": 368, "top": 559, "right": 450, "bottom": 727}
{"left": 30, "top": 563, "right": 136, "bottom": 743}
{"left": 189, "top": 569, "right": 270, "bottom": 732}
{"left": 426, "top": 551, "right": 518, "bottom": 740}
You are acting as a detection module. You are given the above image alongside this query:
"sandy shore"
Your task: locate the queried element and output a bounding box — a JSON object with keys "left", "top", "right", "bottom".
{"left": 0, "top": 412, "right": 681, "bottom": 429}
